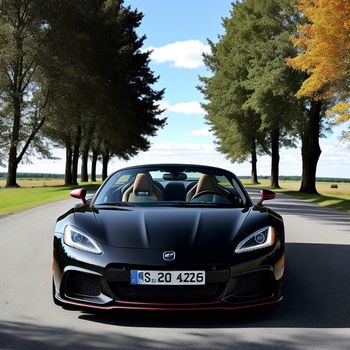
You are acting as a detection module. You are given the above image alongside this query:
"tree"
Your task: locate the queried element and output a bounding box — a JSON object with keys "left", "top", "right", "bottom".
{"left": 287, "top": 0, "right": 350, "bottom": 101}
{"left": 199, "top": 44, "right": 266, "bottom": 184}
{"left": 91, "top": 0, "right": 165, "bottom": 179}
{"left": 40, "top": 0, "right": 105, "bottom": 185}
{"left": 285, "top": 0, "right": 350, "bottom": 192}
{"left": 234, "top": 0, "right": 304, "bottom": 189}
{"left": 200, "top": 0, "right": 302, "bottom": 188}
{"left": 287, "top": 0, "right": 350, "bottom": 139}
{"left": 42, "top": 0, "right": 165, "bottom": 184}
{"left": 0, "top": 0, "right": 52, "bottom": 187}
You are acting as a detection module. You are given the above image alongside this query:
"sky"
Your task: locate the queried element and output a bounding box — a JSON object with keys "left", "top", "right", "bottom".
{"left": 1, "top": 0, "right": 349, "bottom": 178}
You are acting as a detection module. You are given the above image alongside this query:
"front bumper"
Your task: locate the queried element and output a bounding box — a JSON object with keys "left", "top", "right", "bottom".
{"left": 53, "top": 235, "right": 284, "bottom": 311}
{"left": 55, "top": 267, "right": 282, "bottom": 310}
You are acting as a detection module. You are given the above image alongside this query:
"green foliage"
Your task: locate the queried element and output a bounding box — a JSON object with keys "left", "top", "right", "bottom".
{"left": 41, "top": 1, "right": 165, "bottom": 177}
{"left": 199, "top": 21, "right": 266, "bottom": 165}
{"left": 0, "top": 0, "right": 165, "bottom": 185}
{"left": 200, "top": 0, "right": 304, "bottom": 178}
{"left": 0, "top": 0, "right": 54, "bottom": 186}
{"left": 94, "top": 0, "right": 165, "bottom": 159}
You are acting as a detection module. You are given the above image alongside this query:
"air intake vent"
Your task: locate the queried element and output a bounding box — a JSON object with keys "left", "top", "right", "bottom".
{"left": 64, "top": 271, "right": 101, "bottom": 297}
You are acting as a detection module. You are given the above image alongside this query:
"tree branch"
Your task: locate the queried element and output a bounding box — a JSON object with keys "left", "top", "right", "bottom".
{"left": 16, "top": 90, "right": 50, "bottom": 164}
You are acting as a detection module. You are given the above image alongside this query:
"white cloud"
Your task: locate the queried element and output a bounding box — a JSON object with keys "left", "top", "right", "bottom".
{"left": 317, "top": 141, "right": 350, "bottom": 177}
{"left": 148, "top": 40, "right": 210, "bottom": 69}
{"left": 159, "top": 101, "right": 205, "bottom": 115}
{"left": 187, "top": 128, "right": 211, "bottom": 137}
{"left": 110, "top": 142, "right": 237, "bottom": 172}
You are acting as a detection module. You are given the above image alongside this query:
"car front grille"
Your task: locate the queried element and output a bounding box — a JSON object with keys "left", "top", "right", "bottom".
{"left": 109, "top": 283, "right": 226, "bottom": 303}
{"left": 105, "top": 264, "right": 230, "bottom": 304}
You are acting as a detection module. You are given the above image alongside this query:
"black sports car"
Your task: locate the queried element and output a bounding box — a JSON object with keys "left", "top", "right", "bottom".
{"left": 52, "top": 164, "right": 285, "bottom": 311}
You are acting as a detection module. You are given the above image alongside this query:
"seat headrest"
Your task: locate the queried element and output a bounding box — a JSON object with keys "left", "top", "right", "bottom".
{"left": 133, "top": 173, "right": 154, "bottom": 196}
{"left": 195, "top": 174, "right": 217, "bottom": 195}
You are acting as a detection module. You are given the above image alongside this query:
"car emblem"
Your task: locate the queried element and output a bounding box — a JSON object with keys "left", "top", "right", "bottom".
{"left": 163, "top": 251, "right": 176, "bottom": 261}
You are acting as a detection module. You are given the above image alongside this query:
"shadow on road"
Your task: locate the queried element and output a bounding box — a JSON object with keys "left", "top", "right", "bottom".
{"left": 2, "top": 320, "right": 350, "bottom": 350}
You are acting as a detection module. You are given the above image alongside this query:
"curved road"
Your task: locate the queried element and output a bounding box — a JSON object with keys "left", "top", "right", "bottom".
{"left": 1, "top": 190, "right": 350, "bottom": 350}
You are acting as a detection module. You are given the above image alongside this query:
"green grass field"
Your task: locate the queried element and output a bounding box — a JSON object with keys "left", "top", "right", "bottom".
{"left": 0, "top": 179, "right": 101, "bottom": 216}
{"left": 242, "top": 179, "right": 350, "bottom": 213}
{"left": 0, "top": 177, "right": 349, "bottom": 216}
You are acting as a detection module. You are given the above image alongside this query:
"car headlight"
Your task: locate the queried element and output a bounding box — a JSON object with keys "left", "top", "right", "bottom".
{"left": 235, "top": 226, "right": 276, "bottom": 254}
{"left": 63, "top": 225, "right": 102, "bottom": 254}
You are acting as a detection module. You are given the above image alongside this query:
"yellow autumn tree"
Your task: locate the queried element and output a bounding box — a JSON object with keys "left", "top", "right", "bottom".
{"left": 287, "top": 0, "right": 350, "bottom": 124}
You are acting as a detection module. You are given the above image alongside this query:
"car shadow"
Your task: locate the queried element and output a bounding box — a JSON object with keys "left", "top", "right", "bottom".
{"left": 78, "top": 242, "right": 350, "bottom": 329}
{"left": 2, "top": 318, "right": 350, "bottom": 350}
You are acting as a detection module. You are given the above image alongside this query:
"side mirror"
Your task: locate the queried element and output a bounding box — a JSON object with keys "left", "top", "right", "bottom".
{"left": 257, "top": 189, "right": 276, "bottom": 206}
{"left": 70, "top": 188, "right": 87, "bottom": 205}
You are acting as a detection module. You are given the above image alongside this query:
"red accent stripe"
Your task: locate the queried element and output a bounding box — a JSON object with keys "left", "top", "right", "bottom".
{"left": 116, "top": 299, "right": 220, "bottom": 306}
{"left": 58, "top": 297, "right": 282, "bottom": 311}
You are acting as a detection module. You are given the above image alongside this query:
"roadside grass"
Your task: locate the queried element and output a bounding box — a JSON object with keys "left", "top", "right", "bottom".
{"left": 242, "top": 179, "right": 350, "bottom": 213}
{"left": 0, "top": 179, "right": 102, "bottom": 216}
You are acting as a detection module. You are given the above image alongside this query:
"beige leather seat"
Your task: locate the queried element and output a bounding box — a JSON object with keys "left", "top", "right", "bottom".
{"left": 122, "top": 173, "right": 163, "bottom": 202}
{"left": 186, "top": 174, "right": 222, "bottom": 201}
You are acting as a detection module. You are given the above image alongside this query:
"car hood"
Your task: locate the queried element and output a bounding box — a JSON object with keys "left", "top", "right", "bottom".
{"left": 79, "top": 207, "right": 256, "bottom": 250}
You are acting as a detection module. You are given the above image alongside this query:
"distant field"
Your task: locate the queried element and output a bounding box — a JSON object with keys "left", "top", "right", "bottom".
{"left": 0, "top": 178, "right": 65, "bottom": 188}
{"left": 0, "top": 177, "right": 103, "bottom": 188}
{"left": 242, "top": 179, "right": 350, "bottom": 212}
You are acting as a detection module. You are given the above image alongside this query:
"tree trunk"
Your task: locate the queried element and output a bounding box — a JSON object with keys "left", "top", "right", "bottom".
{"left": 299, "top": 101, "right": 322, "bottom": 194}
{"left": 6, "top": 153, "right": 19, "bottom": 188}
{"left": 71, "top": 124, "right": 82, "bottom": 185}
{"left": 102, "top": 152, "right": 110, "bottom": 181}
{"left": 250, "top": 139, "right": 259, "bottom": 185}
{"left": 64, "top": 141, "right": 73, "bottom": 186}
{"left": 90, "top": 148, "right": 98, "bottom": 182}
{"left": 80, "top": 149, "right": 89, "bottom": 182}
{"left": 80, "top": 124, "right": 94, "bottom": 182}
{"left": 6, "top": 129, "right": 19, "bottom": 188}
{"left": 270, "top": 128, "right": 280, "bottom": 189}
{"left": 5, "top": 13, "right": 23, "bottom": 188}
{"left": 6, "top": 97, "right": 21, "bottom": 188}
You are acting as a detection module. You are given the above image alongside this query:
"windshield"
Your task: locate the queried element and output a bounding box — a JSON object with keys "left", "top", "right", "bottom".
{"left": 93, "top": 165, "right": 251, "bottom": 208}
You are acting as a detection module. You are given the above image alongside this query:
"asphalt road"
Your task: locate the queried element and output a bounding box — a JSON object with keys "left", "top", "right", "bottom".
{"left": 1, "top": 190, "right": 350, "bottom": 350}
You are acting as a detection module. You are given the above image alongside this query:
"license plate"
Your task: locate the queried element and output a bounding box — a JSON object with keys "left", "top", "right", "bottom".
{"left": 130, "top": 270, "right": 205, "bottom": 285}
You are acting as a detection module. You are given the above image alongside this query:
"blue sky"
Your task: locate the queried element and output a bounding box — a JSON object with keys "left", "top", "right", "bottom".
{"left": 2, "top": 0, "right": 349, "bottom": 177}
{"left": 126, "top": 0, "right": 232, "bottom": 147}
